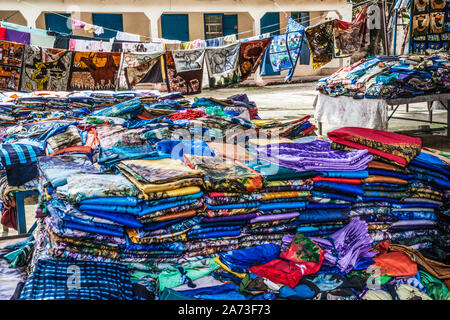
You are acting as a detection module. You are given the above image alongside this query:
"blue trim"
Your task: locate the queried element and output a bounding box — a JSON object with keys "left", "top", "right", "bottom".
{"left": 161, "top": 14, "right": 190, "bottom": 42}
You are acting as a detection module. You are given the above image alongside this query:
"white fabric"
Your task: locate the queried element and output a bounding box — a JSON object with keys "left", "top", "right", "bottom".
{"left": 314, "top": 93, "right": 389, "bottom": 130}
{"left": 115, "top": 31, "right": 140, "bottom": 42}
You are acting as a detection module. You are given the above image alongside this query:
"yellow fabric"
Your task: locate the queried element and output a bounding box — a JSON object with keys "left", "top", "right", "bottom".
{"left": 213, "top": 256, "right": 247, "bottom": 279}
{"left": 126, "top": 227, "right": 188, "bottom": 244}
{"left": 248, "top": 138, "right": 294, "bottom": 146}
{"left": 261, "top": 191, "right": 310, "bottom": 201}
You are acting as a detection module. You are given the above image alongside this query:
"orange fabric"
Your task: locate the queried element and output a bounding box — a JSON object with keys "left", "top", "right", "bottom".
{"left": 362, "top": 175, "right": 408, "bottom": 185}
{"left": 48, "top": 145, "right": 92, "bottom": 156}
{"left": 373, "top": 251, "right": 418, "bottom": 277}
{"left": 148, "top": 210, "right": 197, "bottom": 222}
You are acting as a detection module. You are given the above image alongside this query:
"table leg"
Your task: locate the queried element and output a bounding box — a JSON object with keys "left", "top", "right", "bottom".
{"left": 15, "top": 192, "right": 27, "bottom": 234}
{"left": 427, "top": 101, "right": 433, "bottom": 123}
{"left": 318, "top": 122, "right": 323, "bottom": 136}
{"left": 405, "top": 104, "right": 409, "bottom": 112}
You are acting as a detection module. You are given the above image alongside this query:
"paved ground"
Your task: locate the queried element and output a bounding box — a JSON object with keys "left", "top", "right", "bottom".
{"left": 2, "top": 82, "right": 449, "bottom": 238}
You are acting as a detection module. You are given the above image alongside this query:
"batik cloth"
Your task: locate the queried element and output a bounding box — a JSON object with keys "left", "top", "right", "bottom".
{"left": 333, "top": 8, "right": 368, "bottom": 57}
{"left": 238, "top": 38, "right": 271, "bottom": 81}
{"left": 20, "top": 46, "right": 73, "bottom": 92}
{"left": 118, "top": 52, "right": 164, "bottom": 90}
{"left": 305, "top": 20, "right": 334, "bottom": 69}
{"left": 69, "top": 52, "right": 121, "bottom": 90}
{"left": 204, "top": 43, "right": 241, "bottom": 88}
{"left": 19, "top": 259, "right": 134, "bottom": 300}
{"left": 184, "top": 154, "right": 263, "bottom": 192}
{"left": 0, "top": 40, "right": 24, "bottom": 91}
{"left": 327, "top": 127, "right": 422, "bottom": 167}
{"left": 164, "top": 51, "right": 203, "bottom": 95}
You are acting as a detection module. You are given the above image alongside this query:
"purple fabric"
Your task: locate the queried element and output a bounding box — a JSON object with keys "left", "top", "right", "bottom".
{"left": 5, "top": 28, "right": 30, "bottom": 45}
{"left": 256, "top": 140, "right": 373, "bottom": 172}
{"left": 200, "top": 212, "right": 258, "bottom": 223}
{"left": 249, "top": 212, "right": 299, "bottom": 224}
{"left": 305, "top": 218, "right": 376, "bottom": 273}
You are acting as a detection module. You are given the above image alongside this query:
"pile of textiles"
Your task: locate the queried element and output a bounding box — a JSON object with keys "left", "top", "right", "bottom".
{"left": 316, "top": 52, "right": 450, "bottom": 99}
{"left": 328, "top": 127, "right": 446, "bottom": 253}
{"left": 1, "top": 86, "right": 449, "bottom": 301}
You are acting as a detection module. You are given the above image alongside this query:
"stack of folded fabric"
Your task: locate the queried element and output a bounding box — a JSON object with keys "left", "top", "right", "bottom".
{"left": 255, "top": 139, "right": 373, "bottom": 237}
{"left": 252, "top": 115, "right": 316, "bottom": 140}
{"left": 327, "top": 127, "right": 444, "bottom": 250}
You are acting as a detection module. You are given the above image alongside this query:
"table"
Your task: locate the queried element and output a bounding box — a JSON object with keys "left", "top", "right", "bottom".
{"left": 314, "top": 92, "right": 450, "bottom": 136}
{"left": 1, "top": 189, "right": 39, "bottom": 238}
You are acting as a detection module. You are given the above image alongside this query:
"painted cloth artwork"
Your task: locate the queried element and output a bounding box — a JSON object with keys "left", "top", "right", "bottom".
{"left": 19, "top": 259, "right": 134, "bottom": 300}
{"left": 20, "top": 46, "right": 73, "bottom": 92}
{"left": 164, "top": 51, "right": 203, "bottom": 95}
{"left": 411, "top": 0, "right": 449, "bottom": 53}
{"left": 0, "top": 40, "right": 24, "bottom": 91}
{"left": 204, "top": 43, "right": 241, "bottom": 88}
{"left": 120, "top": 42, "right": 164, "bottom": 53}
{"left": 305, "top": 20, "right": 335, "bottom": 69}
{"left": 118, "top": 52, "right": 164, "bottom": 90}
{"left": 238, "top": 38, "right": 271, "bottom": 81}
{"left": 69, "top": 52, "right": 121, "bottom": 90}
{"left": 172, "top": 49, "right": 205, "bottom": 73}
{"left": 333, "top": 8, "right": 368, "bottom": 57}
{"left": 269, "top": 18, "right": 305, "bottom": 82}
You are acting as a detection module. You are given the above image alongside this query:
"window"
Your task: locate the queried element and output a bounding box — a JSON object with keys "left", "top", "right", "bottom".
{"left": 291, "top": 12, "right": 310, "bottom": 27}
{"left": 204, "top": 14, "right": 223, "bottom": 39}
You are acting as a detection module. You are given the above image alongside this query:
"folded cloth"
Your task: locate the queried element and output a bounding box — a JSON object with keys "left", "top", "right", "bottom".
{"left": 19, "top": 259, "right": 134, "bottom": 300}
{"left": 249, "top": 259, "right": 306, "bottom": 289}
{"left": 184, "top": 154, "right": 263, "bottom": 192}
{"left": 327, "top": 127, "right": 422, "bottom": 167}
{"left": 256, "top": 140, "right": 373, "bottom": 172}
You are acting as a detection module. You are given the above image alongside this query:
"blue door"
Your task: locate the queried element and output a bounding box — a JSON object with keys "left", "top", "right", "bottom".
{"left": 260, "top": 12, "right": 280, "bottom": 76}
{"left": 92, "top": 13, "right": 123, "bottom": 39}
{"left": 223, "top": 14, "right": 238, "bottom": 38}
{"left": 161, "top": 14, "right": 189, "bottom": 42}
{"left": 45, "top": 13, "right": 72, "bottom": 35}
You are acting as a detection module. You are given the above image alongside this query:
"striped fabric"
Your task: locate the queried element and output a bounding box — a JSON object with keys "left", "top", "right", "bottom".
{"left": 0, "top": 143, "right": 43, "bottom": 168}
{"left": 19, "top": 259, "right": 134, "bottom": 300}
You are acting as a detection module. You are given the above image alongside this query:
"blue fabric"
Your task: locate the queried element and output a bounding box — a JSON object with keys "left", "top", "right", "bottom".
{"left": 279, "top": 283, "right": 317, "bottom": 300}
{"left": 187, "top": 230, "right": 242, "bottom": 239}
{"left": 188, "top": 226, "right": 241, "bottom": 236}
{"left": 206, "top": 202, "right": 259, "bottom": 210}
{"left": 318, "top": 170, "right": 369, "bottom": 179}
{"left": 81, "top": 197, "right": 140, "bottom": 207}
{"left": 98, "top": 145, "right": 162, "bottom": 169}
{"left": 83, "top": 210, "right": 143, "bottom": 228}
{"left": 313, "top": 181, "right": 364, "bottom": 196}
{"left": 142, "top": 218, "right": 187, "bottom": 232}
{"left": 19, "top": 259, "right": 134, "bottom": 300}
{"left": 307, "top": 203, "right": 351, "bottom": 209}
{"left": 219, "top": 244, "right": 281, "bottom": 274}
{"left": 259, "top": 201, "right": 307, "bottom": 210}
{"left": 367, "top": 168, "right": 413, "bottom": 180}
{"left": 92, "top": 97, "right": 142, "bottom": 119}
{"left": 392, "top": 203, "right": 439, "bottom": 209}
{"left": 310, "top": 191, "right": 356, "bottom": 202}
{"left": 156, "top": 139, "right": 215, "bottom": 160}
{"left": 63, "top": 220, "right": 124, "bottom": 237}
{"left": 390, "top": 211, "right": 438, "bottom": 221}
{"left": 144, "top": 192, "right": 204, "bottom": 206}
{"left": 296, "top": 209, "right": 349, "bottom": 223}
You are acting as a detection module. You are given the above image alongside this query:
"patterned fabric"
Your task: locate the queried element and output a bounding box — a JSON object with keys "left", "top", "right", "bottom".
{"left": 69, "top": 52, "right": 121, "bottom": 90}
{"left": 164, "top": 51, "right": 203, "bottom": 95}
{"left": 20, "top": 46, "right": 73, "bottom": 92}
{"left": 0, "top": 40, "right": 24, "bottom": 91}
{"left": 333, "top": 8, "right": 368, "bottom": 58}
{"left": 19, "top": 259, "right": 134, "bottom": 300}
{"left": 238, "top": 38, "right": 271, "bottom": 81}
{"left": 118, "top": 52, "right": 163, "bottom": 90}
{"left": 184, "top": 154, "right": 263, "bottom": 192}
{"left": 305, "top": 20, "right": 335, "bottom": 69}
{"left": 205, "top": 43, "right": 241, "bottom": 88}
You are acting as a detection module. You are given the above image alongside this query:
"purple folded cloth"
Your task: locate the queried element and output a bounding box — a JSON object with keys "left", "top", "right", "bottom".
{"left": 5, "top": 28, "right": 30, "bottom": 45}
{"left": 249, "top": 212, "right": 299, "bottom": 224}
{"left": 256, "top": 140, "right": 373, "bottom": 172}
{"left": 200, "top": 212, "right": 258, "bottom": 223}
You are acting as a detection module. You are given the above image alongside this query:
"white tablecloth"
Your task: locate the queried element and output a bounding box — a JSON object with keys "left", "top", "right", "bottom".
{"left": 314, "top": 93, "right": 389, "bottom": 130}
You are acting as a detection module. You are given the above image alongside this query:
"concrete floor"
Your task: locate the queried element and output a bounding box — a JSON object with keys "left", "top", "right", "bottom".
{"left": 1, "top": 82, "right": 449, "bottom": 238}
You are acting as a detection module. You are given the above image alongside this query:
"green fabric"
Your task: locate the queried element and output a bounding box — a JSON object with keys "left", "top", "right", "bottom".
{"left": 157, "top": 258, "right": 220, "bottom": 291}
{"left": 419, "top": 270, "right": 450, "bottom": 300}
{"left": 159, "top": 288, "right": 197, "bottom": 300}
{"left": 205, "top": 106, "right": 230, "bottom": 117}
{"left": 3, "top": 238, "right": 35, "bottom": 268}
{"left": 247, "top": 159, "right": 318, "bottom": 181}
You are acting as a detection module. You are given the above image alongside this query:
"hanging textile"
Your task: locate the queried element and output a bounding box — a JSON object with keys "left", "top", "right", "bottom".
{"left": 118, "top": 51, "right": 164, "bottom": 90}
{"left": 305, "top": 20, "right": 335, "bottom": 70}
{"left": 5, "top": 29, "right": 30, "bottom": 45}
{"left": 29, "top": 32, "right": 56, "bottom": 48}
{"left": 120, "top": 42, "right": 164, "bottom": 53}
{"left": 164, "top": 50, "right": 204, "bottom": 95}
{"left": 0, "top": 28, "right": 5, "bottom": 40}
{"left": 268, "top": 18, "right": 305, "bottom": 82}
{"left": 238, "top": 38, "right": 271, "bottom": 81}
{"left": 0, "top": 40, "right": 24, "bottom": 91}
{"left": 204, "top": 43, "right": 241, "bottom": 88}
{"left": 333, "top": 8, "right": 368, "bottom": 58}
{"left": 116, "top": 31, "right": 140, "bottom": 42}
{"left": 19, "top": 46, "right": 73, "bottom": 92}
{"left": 410, "top": 0, "right": 449, "bottom": 53}
{"left": 69, "top": 39, "right": 113, "bottom": 52}
{"left": 69, "top": 52, "right": 122, "bottom": 90}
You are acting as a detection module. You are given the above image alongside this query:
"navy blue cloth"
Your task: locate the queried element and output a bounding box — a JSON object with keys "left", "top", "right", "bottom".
{"left": 19, "top": 259, "right": 134, "bottom": 300}
{"left": 313, "top": 181, "right": 364, "bottom": 196}
{"left": 82, "top": 210, "right": 143, "bottom": 228}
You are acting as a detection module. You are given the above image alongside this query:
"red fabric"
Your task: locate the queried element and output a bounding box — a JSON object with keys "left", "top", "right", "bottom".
{"left": 249, "top": 259, "right": 305, "bottom": 288}
{"left": 169, "top": 109, "right": 206, "bottom": 121}
{"left": 312, "top": 176, "right": 362, "bottom": 184}
{"left": 302, "top": 125, "right": 316, "bottom": 136}
{"left": 0, "top": 28, "right": 6, "bottom": 40}
{"left": 373, "top": 252, "right": 418, "bottom": 277}
{"left": 1, "top": 202, "right": 17, "bottom": 230}
{"left": 327, "top": 127, "right": 422, "bottom": 167}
